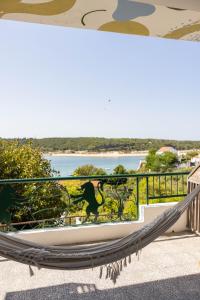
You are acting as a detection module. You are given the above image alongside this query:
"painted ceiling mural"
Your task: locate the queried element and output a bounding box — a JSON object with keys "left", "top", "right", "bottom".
{"left": 1, "top": 0, "right": 200, "bottom": 41}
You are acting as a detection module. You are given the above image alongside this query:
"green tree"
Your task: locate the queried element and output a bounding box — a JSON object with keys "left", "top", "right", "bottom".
{"left": 160, "top": 152, "right": 179, "bottom": 171}
{"left": 113, "top": 164, "right": 127, "bottom": 174}
{"left": 0, "top": 140, "right": 67, "bottom": 224}
{"left": 73, "top": 164, "right": 107, "bottom": 176}
{"left": 145, "top": 149, "right": 158, "bottom": 171}
{"left": 145, "top": 150, "right": 179, "bottom": 172}
{"left": 185, "top": 150, "right": 199, "bottom": 161}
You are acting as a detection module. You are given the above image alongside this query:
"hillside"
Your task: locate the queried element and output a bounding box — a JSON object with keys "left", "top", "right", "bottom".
{"left": 6, "top": 137, "right": 200, "bottom": 153}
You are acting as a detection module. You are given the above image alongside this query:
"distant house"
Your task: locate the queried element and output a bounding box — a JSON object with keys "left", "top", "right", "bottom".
{"left": 156, "top": 146, "right": 178, "bottom": 156}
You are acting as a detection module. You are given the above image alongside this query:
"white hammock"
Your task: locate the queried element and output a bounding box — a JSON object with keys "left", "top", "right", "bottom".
{"left": 0, "top": 185, "right": 199, "bottom": 282}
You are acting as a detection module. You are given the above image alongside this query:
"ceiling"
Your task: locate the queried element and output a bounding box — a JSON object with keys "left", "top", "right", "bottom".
{"left": 1, "top": 0, "right": 200, "bottom": 41}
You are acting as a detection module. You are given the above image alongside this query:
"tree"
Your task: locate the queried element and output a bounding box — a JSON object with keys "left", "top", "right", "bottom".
{"left": 145, "top": 149, "right": 158, "bottom": 171}
{"left": 185, "top": 150, "right": 199, "bottom": 161}
{"left": 145, "top": 150, "right": 179, "bottom": 172}
{"left": 0, "top": 140, "right": 53, "bottom": 179}
{"left": 0, "top": 140, "right": 67, "bottom": 224}
{"left": 160, "top": 152, "right": 179, "bottom": 171}
{"left": 113, "top": 164, "right": 127, "bottom": 175}
{"left": 73, "top": 164, "right": 107, "bottom": 176}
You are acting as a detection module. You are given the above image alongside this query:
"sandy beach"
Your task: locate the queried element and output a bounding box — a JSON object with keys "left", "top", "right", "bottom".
{"left": 44, "top": 151, "right": 148, "bottom": 157}
{"left": 43, "top": 149, "right": 198, "bottom": 158}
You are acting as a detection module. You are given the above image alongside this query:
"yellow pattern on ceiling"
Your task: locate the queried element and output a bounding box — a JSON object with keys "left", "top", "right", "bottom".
{"left": 1, "top": 0, "right": 200, "bottom": 42}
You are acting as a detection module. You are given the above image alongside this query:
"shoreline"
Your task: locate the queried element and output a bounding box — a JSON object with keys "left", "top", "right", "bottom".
{"left": 44, "top": 151, "right": 148, "bottom": 158}
{"left": 43, "top": 149, "right": 197, "bottom": 158}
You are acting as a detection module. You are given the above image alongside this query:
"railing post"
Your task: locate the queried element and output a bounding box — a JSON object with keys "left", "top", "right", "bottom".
{"left": 146, "top": 176, "right": 149, "bottom": 205}
{"left": 176, "top": 175, "right": 179, "bottom": 194}
{"left": 136, "top": 177, "right": 140, "bottom": 219}
{"left": 158, "top": 176, "right": 161, "bottom": 196}
{"left": 187, "top": 181, "right": 191, "bottom": 228}
{"left": 165, "top": 175, "right": 167, "bottom": 194}
{"left": 171, "top": 175, "right": 173, "bottom": 195}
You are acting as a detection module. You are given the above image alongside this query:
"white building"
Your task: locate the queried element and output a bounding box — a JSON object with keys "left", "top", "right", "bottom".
{"left": 191, "top": 156, "right": 200, "bottom": 166}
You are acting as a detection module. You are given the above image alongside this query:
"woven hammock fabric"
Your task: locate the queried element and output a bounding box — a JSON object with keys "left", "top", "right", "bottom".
{"left": 0, "top": 185, "right": 200, "bottom": 282}
{"left": 1, "top": 0, "right": 200, "bottom": 42}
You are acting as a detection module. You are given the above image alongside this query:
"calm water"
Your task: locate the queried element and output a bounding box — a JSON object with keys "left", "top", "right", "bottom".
{"left": 45, "top": 155, "right": 145, "bottom": 176}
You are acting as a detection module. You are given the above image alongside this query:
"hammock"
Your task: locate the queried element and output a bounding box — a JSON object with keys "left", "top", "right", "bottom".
{"left": 0, "top": 185, "right": 199, "bottom": 282}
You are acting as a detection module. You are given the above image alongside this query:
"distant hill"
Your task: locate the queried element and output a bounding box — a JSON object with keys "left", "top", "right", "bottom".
{"left": 5, "top": 137, "right": 200, "bottom": 153}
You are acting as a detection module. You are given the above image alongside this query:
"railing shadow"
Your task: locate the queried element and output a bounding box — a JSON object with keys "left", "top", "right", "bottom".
{"left": 5, "top": 273, "right": 200, "bottom": 300}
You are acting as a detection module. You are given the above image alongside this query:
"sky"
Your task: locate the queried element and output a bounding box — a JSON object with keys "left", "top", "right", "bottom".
{"left": 1, "top": 20, "right": 200, "bottom": 140}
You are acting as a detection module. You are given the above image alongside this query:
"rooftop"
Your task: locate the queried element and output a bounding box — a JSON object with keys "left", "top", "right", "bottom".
{"left": 1, "top": 232, "right": 200, "bottom": 300}
{"left": 156, "top": 147, "right": 178, "bottom": 154}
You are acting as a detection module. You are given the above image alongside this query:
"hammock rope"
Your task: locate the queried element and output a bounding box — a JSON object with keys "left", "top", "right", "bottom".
{"left": 0, "top": 185, "right": 199, "bottom": 282}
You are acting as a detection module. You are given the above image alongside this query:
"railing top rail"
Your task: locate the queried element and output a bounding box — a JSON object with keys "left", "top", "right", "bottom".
{"left": 0, "top": 171, "right": 190, "bottom": 184}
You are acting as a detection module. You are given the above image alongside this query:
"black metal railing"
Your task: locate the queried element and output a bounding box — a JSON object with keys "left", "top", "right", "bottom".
{"left": 0, "top": 171, "right": 189, "bottom": 231}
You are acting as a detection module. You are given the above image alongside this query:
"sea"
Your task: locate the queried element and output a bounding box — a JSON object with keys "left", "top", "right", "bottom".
{"left": 45, "top": 155, "right": 145, "bottom": 176}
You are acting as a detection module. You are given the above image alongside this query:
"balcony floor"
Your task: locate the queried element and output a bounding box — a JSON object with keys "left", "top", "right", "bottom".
{"left": 1, "top": 232, "right": 200, "bottom": 300}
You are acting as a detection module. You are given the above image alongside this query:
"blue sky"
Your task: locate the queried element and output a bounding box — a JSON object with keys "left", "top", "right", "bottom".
{"left": 1, "top": 20, "right": 200, "bottom": 140}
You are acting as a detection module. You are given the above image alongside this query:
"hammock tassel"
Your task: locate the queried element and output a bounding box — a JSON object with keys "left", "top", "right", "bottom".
{"left": 99, "top": 266, "right": 103, "bottom": 279}
{"left": 128, "top": 255, "right": 131, "bottom": 264}
{"left": 124, "top": 256, "right": 127, "bottom": 267}
{"left": 120, "top": 259, "right": 123, "bottom": 271}
{"left": 29, "top": 265, "right": 34, "bottom": 277}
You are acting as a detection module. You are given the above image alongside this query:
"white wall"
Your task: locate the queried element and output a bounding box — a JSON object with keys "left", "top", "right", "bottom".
{"left": 10, "top": 202, "right": 187, "bottom": 246}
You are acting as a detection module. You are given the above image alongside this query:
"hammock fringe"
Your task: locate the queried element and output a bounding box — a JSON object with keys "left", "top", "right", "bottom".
{"left": 0, "top": 185, "right": 199, "bottom": 283}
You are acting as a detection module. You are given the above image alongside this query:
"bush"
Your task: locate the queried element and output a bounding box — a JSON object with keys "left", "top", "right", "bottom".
{"left": 186, "top": 150, "right": 199, "bottom": 161}
{"left": 113, "top": 164, "right": 127, "bottom": 175}
{"left": 73, "top": 164, "right": 107, "bottom": 176}
{"left": 145, "top": 150, "right": 179, "bottom": 172}
{"left": 0, "top": 140, "right": 67, "bottom": 224}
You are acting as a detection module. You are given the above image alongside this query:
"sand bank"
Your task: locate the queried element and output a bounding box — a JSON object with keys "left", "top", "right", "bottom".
{"left": 44, "top": 151, "right": 148, "bottom": 157}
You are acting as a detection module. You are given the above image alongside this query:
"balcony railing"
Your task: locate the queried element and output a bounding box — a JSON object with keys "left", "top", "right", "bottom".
{"left": 0, "top": 171, "right": 190, "bottom": 232}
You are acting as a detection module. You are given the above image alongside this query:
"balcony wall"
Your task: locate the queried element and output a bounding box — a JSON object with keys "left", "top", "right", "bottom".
{"left": 9, "top": 202, "right": 187, "bottom": 246}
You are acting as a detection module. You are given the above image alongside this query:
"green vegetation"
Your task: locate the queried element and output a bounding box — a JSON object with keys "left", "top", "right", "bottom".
{"left": 181, "top": 150, "right": 199, "bottom": 162}
{"left": 73, "top": 164, "right": 107, "bottom": 176}
{"left": 73, "top": 164, "right": 135, "bottom": 176}
{"left": 63, "top": 171, "right": 188, "bottom": 225}
{"left": 113, "top": 164, "right": 127, "bottom": 174}
{"left": 5, "top": 137, "right": 200, "bottom": 153}
{"left": 0, "top": 140, "right": 67, "bottom": 224}
{"left": 0, "top": 141, "right": 190, "bottom": 230}
{"left": 145, "top": 150, "right": 179, "bottom": 172}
